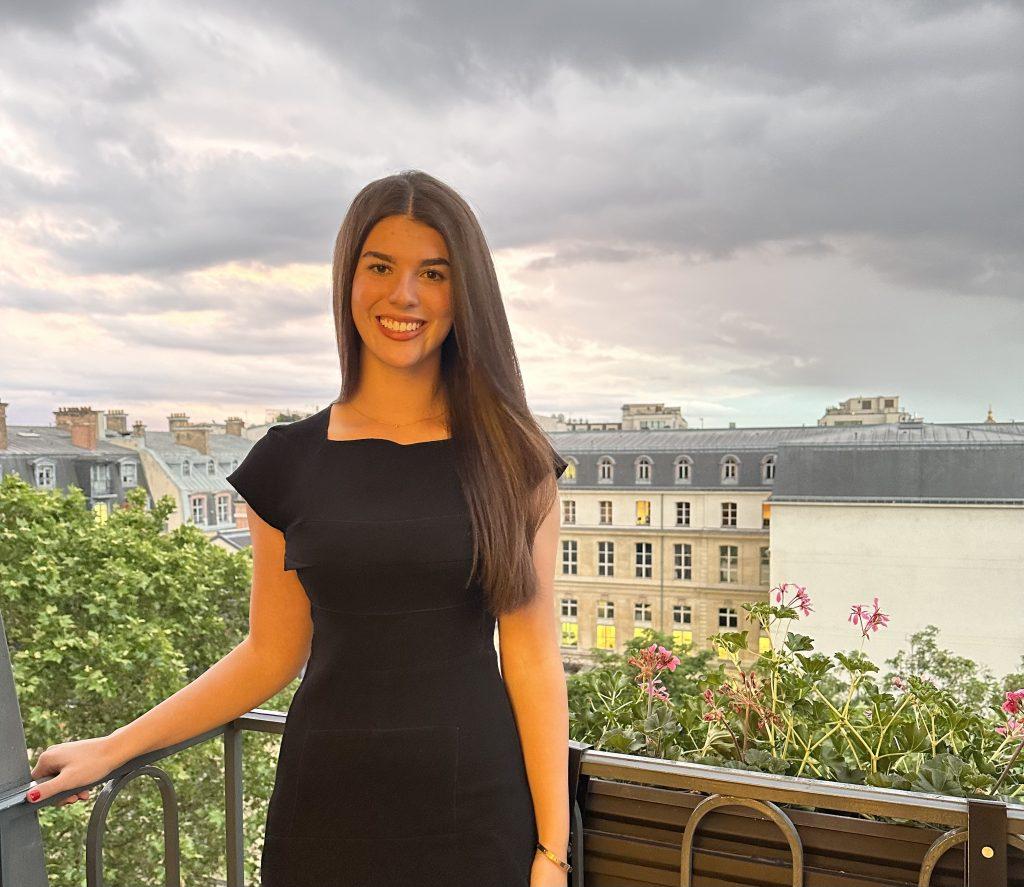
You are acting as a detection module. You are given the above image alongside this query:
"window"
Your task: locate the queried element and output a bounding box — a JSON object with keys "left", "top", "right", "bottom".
{"left": 90, "top": 463, "right": 112, "bottom": 496}
{"left": 675, "top": 456, "right": 692, "bottom": 483}
{"left": 719, "top": 606, "right": 738, "bottom": 628}
{"left": 635, "top": 542, "right": 652, "bottom": 578}
{"left": 719, "top": 545, "right": 738, "bottom": 583}
{"left": 760, "top": 546, "right": 770, "bottom": 585}
{"left": 562, "top": 499, "right": 575, "bottom": 524}
{"left": 561, "top": 539, "right": 578, "bottom": 575}
{"left": 672, "top": 603, "right": 693, "bottom": 650}
{"left": 675, "top": 500, "right": 690, "bottom": 526}
{"left": 562, "top": 459, "right": 577, "bottom": 482}
{"left": 190, "top": 495, "right": 207, "bottom": 526}
{"left": 884, "top": 398, "right": 895, "bottom": 408}
{"left": 35, "top": 461, "right": 55, "bottom": 488}
{"left": 635, "top": 500, "right": 651, "bottom": 526}
{"left": 721, "top": 455, "right": 739, "bottom": 484}
{"left": 207, "top": 460, "right": 216, "bottom": 475}
{"left": 721, "top": 502, "right": 737, "bottom": 527}
{"left": 674, "top": 543, "right": 692, "bottom": 580}
{"left": 634, "top": 601, "right": 652, "bottom": 624}
{"left": 598, "top": 541, "right": 615, "bottom": 576}
{"left": 596, "top": 601, "right": 616, "bottom": 650}
{"left": 181, "top": 459, "right": 191, "bottom": 477}
{"left": 673, "top": 603, "right": 692, "bottom": 625}
{"left": 762, "top": 502, "right": 771, "bottom": 529}
{"left": 598, "top": 456, "right": 614, "bottom": 482}
{"left": 762, "top": 454, "right": 776, "bottom": 483}
{"left": 120, "top": 461, "right": 138, "bottom": 487}
{"left": 861, "top": 399, "right": 872, "bottom": 410}
{"left": 599, "top": 500, "right": 612, "bottom": 524}
{"left": 216, "top": 493, "right": 231, "bottom": 524}
{"left": 560, "top": 598, "right": 578, "bottom": 647}
{"left": 636, "top": 456, "right": 652, "bottom": 483}
{"left": 596, "top": 624, "right": 616, "bottom": 650}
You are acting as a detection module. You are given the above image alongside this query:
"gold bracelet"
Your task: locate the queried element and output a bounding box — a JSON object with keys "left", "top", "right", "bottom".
{"left": 535, "top": 840, "right": 572, "bottom": 873}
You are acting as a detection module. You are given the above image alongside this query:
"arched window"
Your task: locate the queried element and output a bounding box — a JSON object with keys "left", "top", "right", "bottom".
{"left": 597, "top": 456, "right": 615, "bottom": 483}
{"left": 674, "top": 455, "right": 692, "bottom": 483}
{"left": 635, "top": 455, "right": 653, "bottom": 483}
{"left": 720, "top": 454, "right": 740, "bottom": 484}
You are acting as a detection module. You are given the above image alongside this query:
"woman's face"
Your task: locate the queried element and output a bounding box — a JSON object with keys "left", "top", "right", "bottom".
{"left": 350, "top": 214, "right": 454, "bottom": 370}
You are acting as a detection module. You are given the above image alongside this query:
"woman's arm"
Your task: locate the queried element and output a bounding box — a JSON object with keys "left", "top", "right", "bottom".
{"left": 107, "top": 511, "right": 313, "bottom": 761}
{"left": 498, "top": 480, "right": 570, "bottom": 867}
{"left": 28, "top": 511, "right": 312, "bottom": 803}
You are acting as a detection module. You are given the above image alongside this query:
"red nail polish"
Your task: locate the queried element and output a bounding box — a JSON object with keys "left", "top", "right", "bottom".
{"left": 27, "top": 789, "right": 40, "bottom": 802}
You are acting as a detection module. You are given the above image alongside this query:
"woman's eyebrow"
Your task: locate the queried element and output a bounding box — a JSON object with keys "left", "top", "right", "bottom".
{"left": 361, "top": 250, "right": 450, "bottom": 267}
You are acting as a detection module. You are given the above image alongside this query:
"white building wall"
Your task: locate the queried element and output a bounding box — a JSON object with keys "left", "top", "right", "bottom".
{"left": 770, "top": 502, "right": 1024, "bottom": 676}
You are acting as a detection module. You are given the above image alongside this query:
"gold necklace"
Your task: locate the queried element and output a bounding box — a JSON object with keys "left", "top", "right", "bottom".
{"left": 345, "top": 401, "right": 448, "bottom": 431}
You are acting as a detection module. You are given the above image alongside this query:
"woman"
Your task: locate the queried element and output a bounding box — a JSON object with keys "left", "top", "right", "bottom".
{"left": 26, "top": 170, "right": 573, "bottom": 887}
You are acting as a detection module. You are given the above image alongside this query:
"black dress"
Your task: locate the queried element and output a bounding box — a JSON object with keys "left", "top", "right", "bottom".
{"left": 226, "top": 404, "right": 568, "bottom": 887}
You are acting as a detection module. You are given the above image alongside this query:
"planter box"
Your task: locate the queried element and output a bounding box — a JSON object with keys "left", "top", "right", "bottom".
{"left": 570, "top": 745, "right": 1024, "bottom": 887}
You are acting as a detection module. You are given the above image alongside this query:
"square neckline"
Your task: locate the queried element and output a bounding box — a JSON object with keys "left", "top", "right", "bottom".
{"left": 320, "top": 403, "right": 453, "bottom": 447}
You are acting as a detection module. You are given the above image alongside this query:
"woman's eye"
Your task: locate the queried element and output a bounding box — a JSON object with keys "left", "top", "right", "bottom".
{"left": 368, "top": 262, "right": 389, "bottom": 274}
{"left": 424, "top": 269, "right": 446, "bottom": 281}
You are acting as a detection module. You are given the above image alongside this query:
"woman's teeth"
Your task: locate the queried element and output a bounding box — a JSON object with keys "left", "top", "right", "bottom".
{"left": 377, "top": 316, "right": 425, "bottom": 332}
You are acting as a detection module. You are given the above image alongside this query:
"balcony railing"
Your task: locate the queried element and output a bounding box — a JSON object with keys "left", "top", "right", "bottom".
{"left": 2, "top": 618, "right": 1023, "bottom": 886}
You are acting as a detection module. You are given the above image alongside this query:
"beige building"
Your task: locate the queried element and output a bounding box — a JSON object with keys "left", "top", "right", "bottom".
{"left": 819, "top": 394, "right": 918, "bottom": 426}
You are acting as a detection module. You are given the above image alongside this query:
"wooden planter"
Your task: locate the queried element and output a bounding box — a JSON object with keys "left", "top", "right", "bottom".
{"left": 568, "top": 743, "right": 1024, "bottom": 887}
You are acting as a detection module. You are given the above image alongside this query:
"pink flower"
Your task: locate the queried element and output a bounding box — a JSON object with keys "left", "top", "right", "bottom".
{"left": 1001, "top": 689, "right": 1024, "bottom": 716}
{"left": 774, "top": 582, "right": 814, "bottom": 617}
{"left": 891, "top": 675, "right": 907, "bottom": 691}
{"left": 996, "top": 718, "right": 1024, "bottom": 737}
{"left": 628, "top": 644, "right": 681, "bottom": 702}
{"left": 849, "top": 597, "right": 890, "bottom": 639}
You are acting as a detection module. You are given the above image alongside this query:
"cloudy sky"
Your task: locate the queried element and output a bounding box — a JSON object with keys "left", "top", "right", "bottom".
{"left": 1, "top": 0, "right": 1021, "bottom": 431}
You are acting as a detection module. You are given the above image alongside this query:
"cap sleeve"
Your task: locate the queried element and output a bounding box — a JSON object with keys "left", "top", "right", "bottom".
{"left": 553, "top": 451, "right": 568, "bottom": 480}
{"left": 226, "top": 428, "right": 291, "bottom": 532}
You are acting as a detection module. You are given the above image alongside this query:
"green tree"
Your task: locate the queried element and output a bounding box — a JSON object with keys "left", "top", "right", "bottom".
{"left": 0, "top": 474, "right": 296, "bottom": 886}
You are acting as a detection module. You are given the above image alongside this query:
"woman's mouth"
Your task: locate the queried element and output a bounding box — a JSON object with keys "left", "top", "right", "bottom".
{"left": 376, "top": 314, "right": 427, "bottom": 341}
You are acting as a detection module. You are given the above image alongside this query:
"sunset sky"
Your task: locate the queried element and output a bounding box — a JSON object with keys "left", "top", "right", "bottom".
{"left": 2, "top": 1, "right": 1021, "bottom": 431}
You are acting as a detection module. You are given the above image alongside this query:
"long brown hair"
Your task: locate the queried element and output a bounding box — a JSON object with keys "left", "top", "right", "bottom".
{"left": 331, "top": 169, "right": 560, "bottom": 616}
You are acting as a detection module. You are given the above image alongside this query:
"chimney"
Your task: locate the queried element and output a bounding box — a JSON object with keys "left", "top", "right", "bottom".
{"left": 55, "top": 406, "right": 100, "bottom": 450}
{"left": 225, "top": 416, "right": 245, "bottom": 437}
{"left": 132, "top": 419, "right": 146, "bottom": 438}
{"left": 174, "top": 426, "right": 210, "bottom": 455}
{"left": 106, "top": 409, "right": 128, "bottom": 434}
{"left": 0, "top": 399, "right": 7, "bottom": 450}
{"left": 168, "top": 412, "right": 190, "bottom": 432}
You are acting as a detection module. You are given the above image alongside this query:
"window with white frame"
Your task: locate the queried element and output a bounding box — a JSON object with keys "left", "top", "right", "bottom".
{"left": 721, "top": 501, "right": 737, "bottom": 527}
{"left": 560, "top": 598, "right": 579, "bottom": 647}
{"left": 599, "top": 500, "right": 612, "bottom": 524}
{"left": 597, "top": 600, "right": 615, "bottom": 620}
{"left": 721, "top": 455, "right": 739, "bottom": 483}
{"left": 598, "top": 541, "right": 615, "bottom": 576}
{"left": 760, "top": 546, "right": 770, "bottom": 585}
{"left": 675, "top": 456, "right": 692, "bottom": 483}
{"left": 719, "top": 545, "right": 738, "bottom": 583}
{"left": 181, "top": 459, "right": 191, "bottom": 477}
{"left": 121, "top": 461, "right": 138, "bottom": 486}
{"left": 90, "top": 463, "right": 112, "bottom": 496}
{"left": 635, "top": 499, "right": 651, "bottom": 526}
{"left": 598, "top": 456, "right": 614, "bottom": 482}
{"left": 634, "top": 542, "right": 652, "bottom": 578}
{"left": 634, "top": 601, "right": 652, "bottom": 623}
{"left": 207, "top": 460, "right": 216, "bottom": 475}
{"left": 561, "top": 539, "right": 578, "bottom": 575}
{"left": 190, "top": 495, "right": 207, "bottom": 525}
{"left": 718, "top": 606, "right": 738, "bottom": 628}
{"left": 216, "top": 493, "right": 231, "bottom": 524}
{"left": 675, "top": 500, "right": 690, "bottom": 526}
{"left": 561, "top": 499, "right": 575, "bottom": 524}
{"left": 636, "top": 456, "right": 652, "bottom": 483}
{"left": 35, "top": 461, "right": 55, "bottom": 488}
{"left": 674, "top": 543, "right": 692, "bottom": 580}
{"left": 673, "top": 604, "right": 692, "bottom": 625}
{"left": 762, "top": 454, "right": 776, "bottom": 482}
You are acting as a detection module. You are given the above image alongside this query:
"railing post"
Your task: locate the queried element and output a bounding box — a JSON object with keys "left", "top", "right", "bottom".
{"left": 568, "top": 740, "right": 592, "bottom": 887}
{"left": 967, "top": 797, "right": 1007, "bottom": 887}
{"left": 0, "top": 609, "right": 50, "bottom": 887}
{"left": 224, "top": 721, "right": 245, "bottom": 887}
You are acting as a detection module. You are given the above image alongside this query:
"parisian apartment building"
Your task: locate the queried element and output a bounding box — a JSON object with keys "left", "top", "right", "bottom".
{"left": 549, "top": 402, "right": 1024, "bottom": 675}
